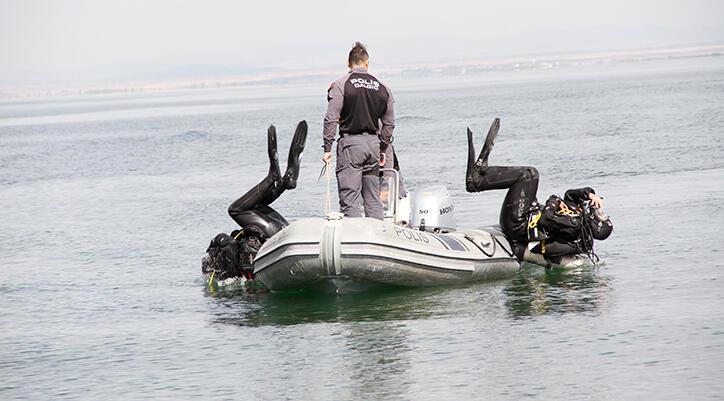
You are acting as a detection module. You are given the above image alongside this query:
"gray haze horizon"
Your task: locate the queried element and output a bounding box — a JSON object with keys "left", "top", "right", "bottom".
{"left": 1, "top": 0, "right": 724, "bottom": 86}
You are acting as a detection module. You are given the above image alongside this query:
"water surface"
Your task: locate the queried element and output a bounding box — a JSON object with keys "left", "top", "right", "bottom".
{"left": 1, "top": 57, "right": 723, "bottom": 400}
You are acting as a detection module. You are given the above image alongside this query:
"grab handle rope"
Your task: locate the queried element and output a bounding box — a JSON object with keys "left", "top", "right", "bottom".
{"left": 319, "top": 161, "right": 333, "bottom": 216}
{"left": 326, "top": 161, "right": 332, "bottom": 215}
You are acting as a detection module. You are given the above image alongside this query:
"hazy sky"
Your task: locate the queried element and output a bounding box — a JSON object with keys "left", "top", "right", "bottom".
{"left": 1, "top": 0, "right": 723, "bottom": 84}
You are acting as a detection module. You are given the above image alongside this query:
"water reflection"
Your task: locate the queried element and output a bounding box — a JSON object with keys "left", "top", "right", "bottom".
{"left": 342, "top": 321, "right": 413, "bottom": 401}
{"left": 206, "top": 287, "right": 423, "bottom": 399}
{"left": 203, "top": 264, "right": 612, "bottom": 325}
{"left": 206, "top": 286, "right": 454, "bottom": 327}
{"left": 504, "top": 264, "right": 612, "bottom": 318}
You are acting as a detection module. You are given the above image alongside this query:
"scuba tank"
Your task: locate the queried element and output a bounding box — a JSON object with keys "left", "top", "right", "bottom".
{"left": 527, "top": 201, "right": 548, "bottom": 241}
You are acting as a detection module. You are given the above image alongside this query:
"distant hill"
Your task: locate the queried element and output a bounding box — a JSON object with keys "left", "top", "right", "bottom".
{"left": 2, "top": 43, "right": 722, "bottom": 100}
{"left": 112, "top": 64, "right": 285, "bottom": 83}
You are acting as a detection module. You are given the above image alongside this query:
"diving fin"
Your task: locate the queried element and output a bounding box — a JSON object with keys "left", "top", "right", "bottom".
{"left": 465, "top": 127, "right": 483, "bottom": 192}
{"left": 476, "top": 117, "right": 500, "bottom": 168}
{"left": 283, "top": 120, "right": 308, "bottom": 190}
{"left": 267, "top": 125, "right": 282, "bottom": 188}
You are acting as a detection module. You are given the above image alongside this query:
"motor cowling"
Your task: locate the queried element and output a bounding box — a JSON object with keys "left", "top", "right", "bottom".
{"left": 410, "top": 185, "right": 456, "bottom": 232}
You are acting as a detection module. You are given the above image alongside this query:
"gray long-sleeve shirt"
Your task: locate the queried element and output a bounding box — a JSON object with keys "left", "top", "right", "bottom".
{"left": 323, "top": 66, "right": 395, "bottom": 152}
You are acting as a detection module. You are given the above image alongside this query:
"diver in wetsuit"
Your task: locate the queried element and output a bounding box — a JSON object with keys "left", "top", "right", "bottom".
{"left": 204, "top": 121, "right": 307, "bottom": 280}
{"left": 531, "top": 186, "right": 612, "bottom": 260}
{"left": 465, "top": 118, "right": 612, "bottom": 262}
{"left": 227, "top": 121, "right": 307, "bottom": 238}
{"left": 203, "top": 121, "right": 307, "bottom": 280}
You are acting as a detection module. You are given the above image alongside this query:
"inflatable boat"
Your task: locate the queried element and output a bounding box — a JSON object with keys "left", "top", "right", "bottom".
{"left": 248, "top": 178, "right": 591, "bottom": 293}
{"left": 252, "top": 216, "right": 519, "bottom": 293}
{"left": 204, "top": 170, "right": 590, "bottom": 294}
{"left": 202, "top": 122, "right": 602, "bottom": 294}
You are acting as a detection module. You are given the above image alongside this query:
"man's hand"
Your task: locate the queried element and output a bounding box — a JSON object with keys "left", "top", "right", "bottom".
{"left": 322, "top": 152, "right": 332, "bottom": 164}
{"left": 588, "top": 193, "right": 604, "bottom": 209}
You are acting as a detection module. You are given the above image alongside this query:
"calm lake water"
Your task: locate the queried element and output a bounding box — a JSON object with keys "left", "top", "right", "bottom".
{"left": 1, "top": 57, "right": 723, "bottom": 400}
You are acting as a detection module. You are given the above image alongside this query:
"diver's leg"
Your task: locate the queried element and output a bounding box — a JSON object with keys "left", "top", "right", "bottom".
{"left": 474, "top": 165, "right": 539, "bottom": 260}
{"left": 283, "top": 120, "right": 308, "bottom": 190}
{"left": 477, "top": 117, "right": 500, "bottom": 168}
{"left": 470, "top": 166, "right": 532, "bottom": 191}
{"left": 466, "top": 164, "right": 540, "bottom": 243}
{"left": 361, "top": 136, "right": 383, "bottom": 220}
{"left": 265, "top": 125, "right": 283, "bottom": 188}
{"left": 464, "top": 119, "right": 538, "bottom": 238}
{"left": 466, "top": 127, "right": 483, "bottom": 192}
{"left": 498, "top": 166, "right": 539, "bottom": 242}
{"left": 228, "top": 125, "right": 284, "bottom": 223}
{"left": 466, "top": 119, "right": 500, "bottom": 192}
{"left": 336, "top": 137, "right": 364, "bottom": 217}
{"left": 228, "top": 175, "right": 275, "bottom": 224}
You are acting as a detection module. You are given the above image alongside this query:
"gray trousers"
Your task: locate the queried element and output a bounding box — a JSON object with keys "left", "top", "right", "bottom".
{"left": 336, "top": 135, "right": 383, "bottom": 220}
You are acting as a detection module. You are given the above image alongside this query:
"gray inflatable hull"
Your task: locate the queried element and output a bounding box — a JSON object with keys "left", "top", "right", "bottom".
{"left": 252, "top": 217, "right": 520, "bottom": 293}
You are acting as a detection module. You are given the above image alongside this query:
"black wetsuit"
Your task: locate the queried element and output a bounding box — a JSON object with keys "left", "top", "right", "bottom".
{"left": 465, "top": 119, "right": 607, "bottom": 261}
{"left": 469, "top": 164, "right": 597, "bottom": 259}
{"left": 203, "top": 122, "right": 306, "bottom": 280}
{"left": 227, "top": 122, "right": 307, "bottom": 237}
{"left": 468, "top": 166, "right": 540, "bottom": 242}
{"left": 535, "top": 187, "right": 597, "bottom": 258}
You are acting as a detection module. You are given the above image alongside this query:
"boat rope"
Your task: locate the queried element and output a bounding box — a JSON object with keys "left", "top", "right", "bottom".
{"left": 319, "top": 161, "right": 333, "bottom": 216}
{"left": 326, "top": 160, "right": 334, "bottom": 215}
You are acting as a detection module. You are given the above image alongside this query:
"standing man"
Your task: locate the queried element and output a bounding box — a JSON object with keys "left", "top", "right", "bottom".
{"left": 322, "top": 41, "right": 395, "bottom": 220}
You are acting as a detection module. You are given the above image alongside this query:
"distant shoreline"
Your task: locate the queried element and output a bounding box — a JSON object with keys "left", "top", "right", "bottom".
{"left": 1, "top": 44, "right": 722, "bottom": 101}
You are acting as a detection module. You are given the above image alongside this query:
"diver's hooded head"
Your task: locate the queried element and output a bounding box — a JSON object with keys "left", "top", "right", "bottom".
{"left": 589, "top": 208, "right": 613, "bottom": 240}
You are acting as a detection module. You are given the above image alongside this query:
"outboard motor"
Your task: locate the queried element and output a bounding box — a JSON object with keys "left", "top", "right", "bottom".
{"left": 411, "top": 185, "right": 456, "bottom": 232}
